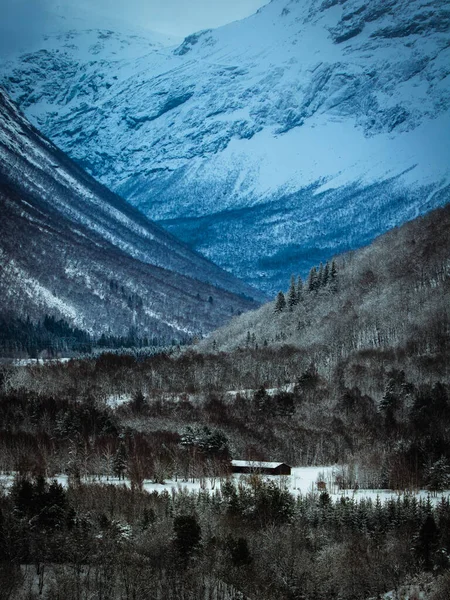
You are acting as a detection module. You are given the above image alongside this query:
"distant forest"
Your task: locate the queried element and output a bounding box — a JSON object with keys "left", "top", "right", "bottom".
{"left": 0, "top": 314, "right": 189, "bottom": 358}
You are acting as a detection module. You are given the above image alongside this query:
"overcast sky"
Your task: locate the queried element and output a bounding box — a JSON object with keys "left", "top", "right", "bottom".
{"left": 0, "top": 0, "right": 270, "bottom": 54}
{"left": 76, "top": 0, "right": 271, "bottom": 37}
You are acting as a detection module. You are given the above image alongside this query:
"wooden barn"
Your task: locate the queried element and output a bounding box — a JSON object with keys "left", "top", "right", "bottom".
{"left": 231, "top": 460, "right": 291, "bottom": 476}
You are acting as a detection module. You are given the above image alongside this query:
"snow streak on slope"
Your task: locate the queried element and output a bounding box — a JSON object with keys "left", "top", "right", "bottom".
{"left": 0, "top": 88, "right": 263, "bottom": 338}
{"left": 2, "top": 0, "right": 449, "bottom": 291}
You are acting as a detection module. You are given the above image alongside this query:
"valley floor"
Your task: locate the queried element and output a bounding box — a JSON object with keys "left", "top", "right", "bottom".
{"left": 2, "top": 466, "right": 450, "bottom": 505}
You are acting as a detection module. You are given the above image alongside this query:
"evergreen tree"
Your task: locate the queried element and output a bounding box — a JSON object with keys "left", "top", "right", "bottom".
{"left": 131, "top": 390, "right": 146, "bottom": 414}
{"left": 253, "top": 386, "right": 269, "bottom": 412}
{"left": 180, "top": 425, "right": 230, "bottom": 458}
{"left": 296, "top": 275, "right": 303, "bottom": 303}
{"left": 307, "top": 267, "right": 318, "bottom": 292}
{"left": 246, "top": 331, "right": 251, "bottom": 347}
{"left": 425, "top": 458, "right": 450, "bottom": 492}
{"left": 67, "top": 438, "right": 83, "bottom": 484}
{"left": 113, "top": 440, "right": 128, "bottom": 480}
{"left": 287, "top": 275, "right": 298, "bottom": 310}
{"left": 226, "top": 536, "right": 252, "bottom": 567}
{"left": 380, "top": 379, "right": 400, "bottom": 432}
{"left": 11, "top": 477, "right": 35, "bottom": 518}
{"left": 317, "top": 262, "right": 324, "bottom": 288}
{"left": 322, "top": 261, "right": 330, "bottom": 287}
{"left": 141, "top": 507, "right": 156, "bottom": 530}
{"left": 173, "top": 514, "right": 202, "bottom": 557}
{"left": 331, "top": 259, "right": 337, "bottom": 278}
{"left": 330, "top": 260, "right": 338, "bottom": 292}
{"left": 274, "top": 291, "right": 286, "bottom": 313}
{"left": 415, "top": 514, "right": 440, "bottom": 570}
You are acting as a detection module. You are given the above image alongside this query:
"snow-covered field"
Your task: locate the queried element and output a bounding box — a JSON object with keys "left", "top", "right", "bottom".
{"left": 2, "top": 466, "right": 449, "bottom": 505}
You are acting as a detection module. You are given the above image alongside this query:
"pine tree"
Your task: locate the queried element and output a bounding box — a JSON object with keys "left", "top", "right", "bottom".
{"left": 297, "top": 275, "right": 303, "bottom": 302}
{"left": 317, "top": 262, "right": 324, "bottom": 288}
{"left": 226, "top": 536, "right": 253, "bottom": 567}
{"left": 415, "top": 514, "right": 439, "bottom": 570}
{"left": 330, "top": 260, "right": 338, "bottom": 292}
{"left": 174, "top": 514, "right": 202, "bottom": 557}
{"left": 425, "top": 458, "right": 450, "bottom": 492}
{"left": 141, "top": 507, "right": 156, "bottom": 530}
{"left": 113, "top": 440, "right": 128, "bottom": 480}
{"left": 287, "top": 275, "right": 298, "bottom": 310}
{"left": 308, "top": 267, "right": 318, "bottom": 292}
{"left": 246, "top": 331, "right": 251, "bottom": 347}
{"left": 11, "top": 477, "right": 35, "bottom": 518}
{"left": 131, "top": 390, "right": 146, "bottom": 414}
{"left": 274, "top": 291, "right": 286, "bottom": 313}
{"left": 322, "top": 261, "right": 330, "bottom": 287}
{"left": 254, "top": 386, "right": 269, "bottom": 412}
{"left": 380, "top": 379, "right": 400, "bottom": 432}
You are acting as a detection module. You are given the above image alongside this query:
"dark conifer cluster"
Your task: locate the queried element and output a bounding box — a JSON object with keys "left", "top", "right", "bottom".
{"left": 1, "top": 472, "right": 449, "bottom": 599}
{"left": 0, "top": 314, "right": 92, "bottom": 357}
{"left": 274, "top": 260, "right": 337, "bottom": 313}
{"left": 307, "top": 259, "right": 338, "bottom": 293}
{"left": 0, "top": 314, "right": 192, "bottom": 359}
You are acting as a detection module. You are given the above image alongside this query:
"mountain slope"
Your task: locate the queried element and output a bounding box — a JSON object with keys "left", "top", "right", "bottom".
{"left": 0, "top": 88, "right": 263, "bottom": 340}
{"left": 199, "top": 203, "right": 450, "bottom": 385}
{"left": 1, "top": 0, "right": 449, "bottom": 291}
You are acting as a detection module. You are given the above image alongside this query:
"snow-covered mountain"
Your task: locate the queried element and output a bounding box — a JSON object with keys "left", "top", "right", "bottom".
{"left": 0, "top": 88, "right": 263, "bottom": 340}
{"left": 2, "top": 0, "right": 449, "bottom": 292}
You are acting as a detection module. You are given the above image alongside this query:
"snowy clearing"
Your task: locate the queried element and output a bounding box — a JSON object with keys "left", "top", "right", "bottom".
{"left": 1, "top": 466, "right": 449, "bottom": 505}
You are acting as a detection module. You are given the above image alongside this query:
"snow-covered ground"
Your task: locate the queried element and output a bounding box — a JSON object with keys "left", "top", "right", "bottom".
{"left": 225, "top": 383, "right": 296, "bottom": 400}
{"left": 11, "top": 357, "right": 73, "bottom": 367}
{"left": 105, "top": 393, "right": 133, "bottom": 408}
{"left": 2, "top": 466, "right": 449, "bottom": 505}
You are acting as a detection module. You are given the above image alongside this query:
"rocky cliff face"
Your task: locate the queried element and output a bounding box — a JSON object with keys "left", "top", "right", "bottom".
{"left": 2, "top": 0, "right": 449, "bottom": 292}
{"left": 0, "top": 88, "right": 262, "bottom": 339}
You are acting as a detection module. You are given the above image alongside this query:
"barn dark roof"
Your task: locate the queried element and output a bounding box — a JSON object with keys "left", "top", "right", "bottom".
{"left": 231, "top": 460, "right": 290, "bottom": 469}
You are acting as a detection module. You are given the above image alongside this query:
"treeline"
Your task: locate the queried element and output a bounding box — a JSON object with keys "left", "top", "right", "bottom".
{"left": 1, "top": 475, "right": 450, "bottom": 599}
{"left": 0, "top": 315, "right": 192, "bottom": 358}
{"left": 1, "top": 352, "right": 449, "bottom": 492}
{"left": 96, "top": 327, "right": 190, "bottom": 352}
{"left": 0, "top": 314, "right": 92, "bottom": 357}
{"left": 0, "top": 383, "right": 231, "bottom": 484}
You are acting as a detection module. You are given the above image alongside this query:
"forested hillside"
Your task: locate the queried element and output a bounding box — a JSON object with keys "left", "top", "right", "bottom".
{"left": 201, "top": 203, "right": 450, "bottom": 388}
